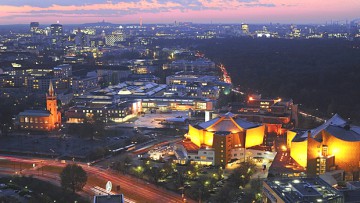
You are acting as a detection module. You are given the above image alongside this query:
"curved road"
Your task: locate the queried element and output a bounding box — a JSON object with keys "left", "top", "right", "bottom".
{"left": 0, "top": 155, "right": 195, "bottom": 203}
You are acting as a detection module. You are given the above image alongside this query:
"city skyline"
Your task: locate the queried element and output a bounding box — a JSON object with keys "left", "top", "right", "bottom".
{"left": 0, "top": 0, "right": 359, "bottom": 25}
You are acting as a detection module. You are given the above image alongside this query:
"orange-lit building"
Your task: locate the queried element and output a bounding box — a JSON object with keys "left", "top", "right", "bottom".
{"left": 17, "top": 81, "right": 61, "bottom": 131}
{"left": 177, "top": 112, "right": 265, "bottom": 166}
{"left": 230, "top": 95, "right": 298, "bottom": 135}
{"left": 288, "top": 114, "right": 360, "bottom": 180}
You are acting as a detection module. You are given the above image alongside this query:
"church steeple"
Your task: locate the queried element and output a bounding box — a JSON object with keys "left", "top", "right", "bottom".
{"left": 48, "top": 80, "right": 54, "bottom": 97}
{"left": 46, "top": 79, "right": 60, "bottom": 129}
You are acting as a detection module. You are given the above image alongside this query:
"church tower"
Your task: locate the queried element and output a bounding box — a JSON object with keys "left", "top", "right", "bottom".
{"left": 46, "top": 80, "right": 61, "bottom": 129}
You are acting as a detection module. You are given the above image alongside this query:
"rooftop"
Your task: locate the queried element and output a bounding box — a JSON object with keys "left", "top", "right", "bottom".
{"left": 299, "top": 114, "right": 347, "bottom": 139}
{"left": 292, "top": 114, "right": 360, "bottom": 142}
{"left": 264, "top": 178, "right": 343, "bottom": 203}
{"left": 181, "top": 140, "right": 200, "bottom": 153}
{"left": 18, "top": 110, "right": 50, "bottom": 117}
{"left": 93, "top": 194, "right": 124, "bottom": 203}
{"left": 197, "top": 112, "right": 261, "bottom": 132}
{"left": 324, "top": 125, "right": 360, "bottom": 142}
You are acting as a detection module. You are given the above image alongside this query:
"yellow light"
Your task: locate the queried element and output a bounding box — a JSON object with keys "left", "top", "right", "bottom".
{"left": 249, "top": 97, "right": 254, "bottom": 101}
{"left": 281, "top": 145, "right": 287, "bottom": 151}
{"left": 332, "top": 148, "right": 339, "bottom": 155}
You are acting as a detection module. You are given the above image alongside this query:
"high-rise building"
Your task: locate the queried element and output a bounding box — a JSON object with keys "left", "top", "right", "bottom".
{"left": 350, "top": 19, "right": 360, "bottom": 38}
{"left": 30, "top": 22, "right": 39, "bottom": 33}
{"left": 241, "top": 23, "right": 249, "bottom": 34}
{"left": 105, "top": 33, "right": 124, "bottom": 46}
{"left": 50, "top": 23, "right": 63, "bottom": 36}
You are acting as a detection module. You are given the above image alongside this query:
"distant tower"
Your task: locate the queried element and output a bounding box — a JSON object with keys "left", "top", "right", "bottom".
{"left": 101, "top": 30, "right": 106, "bottom": 38}
{"left": 46, "top": 81, "right": 61, "bottom": 129}
{"left": 30, "top": 22, "right": 39, "bottom": 33}
{"left": 50, "top": 23, "right": 63, "bottom": 36}
{"left": 241, "top": 23, "right": 249, "bottom": 34}
{"left": 140, "top": 17, "right": 143, "bottom": 28}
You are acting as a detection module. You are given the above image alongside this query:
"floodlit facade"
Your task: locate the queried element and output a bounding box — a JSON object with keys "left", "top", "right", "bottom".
{"left": 17, "top": 81, "right": 61, "bottom": 131}
{"left": 65, "top": 100, "right": 141, "bottom": 123}
{"left": 178, "top": 112, "right": 265, "bottom": 166}
{"left": 289, "top": 114, "right": 360, "bottom": 180}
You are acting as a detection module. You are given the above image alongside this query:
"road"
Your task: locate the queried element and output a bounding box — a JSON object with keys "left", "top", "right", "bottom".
{"left": 0, "top": 155, "right": 195, "bottom": 203}
{"left": 218, "top": 63, "right": 232, "bottom": 84}
{"left": 299, "top": 110, "right": 325, "bottom": 122}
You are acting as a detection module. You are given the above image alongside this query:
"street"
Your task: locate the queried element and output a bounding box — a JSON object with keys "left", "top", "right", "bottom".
{"left": 0, "top": 155, "right": 195, "bottom": 203}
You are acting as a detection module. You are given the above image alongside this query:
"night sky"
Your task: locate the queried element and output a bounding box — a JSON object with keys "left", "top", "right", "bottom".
{"left": 0, "top": 0, "right": 359, "bottom": 24}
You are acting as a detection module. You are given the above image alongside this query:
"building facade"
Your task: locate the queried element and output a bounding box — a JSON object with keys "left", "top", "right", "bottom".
{"left": 288, "top": 114, "right": 360, "bottom": 180}
{"left": 178, "top": 112, "right": 265, "bottom": 166}
{"left": 17, "top": 81, "right": 61, "bottom": 131}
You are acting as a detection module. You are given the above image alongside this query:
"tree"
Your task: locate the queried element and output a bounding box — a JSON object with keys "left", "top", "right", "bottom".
{"left": 132, "top": 165, "right": 145, "bottom": 178}
{"left": 70, "top": 114, "right": 105, "bottom": 138}
{"left": 228, "top": 161, "right": 256, "bottom": 188}
{"left": 60, "top": 164, "right": 87, "bottom": 193}
{"left": 146, "top": 166, "right": 163, "bottom": 184}
{"left": 185, "top": 176, "right": 211, "bottom": 202}
{"left": 113, "top": 155, "right": 133, "bottom": 174}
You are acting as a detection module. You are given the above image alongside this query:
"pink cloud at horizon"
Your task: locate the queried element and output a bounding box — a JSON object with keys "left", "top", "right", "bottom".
{"left": 0, "top": 0, "right": 358, "bottom": 24}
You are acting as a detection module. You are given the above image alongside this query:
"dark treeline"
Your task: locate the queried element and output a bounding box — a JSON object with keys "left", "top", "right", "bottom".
{"left": 154, "top": 38, "right": 360, "bottom": 121}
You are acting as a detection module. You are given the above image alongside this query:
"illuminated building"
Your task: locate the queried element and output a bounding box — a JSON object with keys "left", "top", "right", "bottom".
{"left": 71, "top": 80, "right": 215, "bottom": 113}
{"left": 70, "top": 75, "right": 99, "bottom": 96}
{"left": 233, "top": 95, "right": 298, "bottom": 134}
{"left": 50, "top": 23, "right": 63, "bottom": 36}
{"left": 105, "top": 33, "right": 125, "bottom": 46}
{"left": 0, "top": 65, "right": 73, "bottom": 91}
{"left": 289, "top": 114, "right": 360, "bottom": 180}
{"left": 30, "top": 22, "right": 39, "bottom": 33}
{"left": 176, "top": 112, "right": 265, "bottom": 166}
{"left": 53, "top": 64, "right": 72, "bottom": 78}
{"left": 166, "top": 75, "right": 218, "bottom": 86}
{"left": 96, "top": 66, "right": 131, "bottom": 85}
{"left": 27, "top": 77, "right": 62, "bottom": 92}
{"left": 263, "top": 178, "right": 344, "bottom": 203}
{"left": 241, "top": 23, "right": 249, "bottom": 34}
{"left": 65, "top": 100, "right": 141, "bottom": 123}
{"left": 164, "top": 59, "right": 216, "bottom": 72}
{"left": 350, "top": 19, "right": 360, "bottom": 38}
{"left": 17, "top": 81, "right": 61, "bottom": 131}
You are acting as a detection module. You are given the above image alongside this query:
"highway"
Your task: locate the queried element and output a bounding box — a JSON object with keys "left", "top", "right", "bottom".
{"left": 0, "top": 155, "right": 194, "bottom": 203}
{"left": 218, "top": 63, "right": 232, "bottom": 84}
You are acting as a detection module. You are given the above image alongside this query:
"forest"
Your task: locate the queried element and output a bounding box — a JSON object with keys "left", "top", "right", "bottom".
{"left": 154, "top": 38, "right": 360, "bottom": 122}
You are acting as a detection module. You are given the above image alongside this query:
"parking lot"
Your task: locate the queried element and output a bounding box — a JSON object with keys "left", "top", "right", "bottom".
{"left": 0, "top": 128, "right": 136, "bottom": 160}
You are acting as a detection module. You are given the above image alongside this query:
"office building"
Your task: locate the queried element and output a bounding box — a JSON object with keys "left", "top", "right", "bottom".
{"left": 50, "top": 23, "right": 63, "bottom": 36}
{"left": 30, "top": 22, "right": 39, "bottom": 33}
{"left": 105, "top": 33, "right": 125, "bottom": 46}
